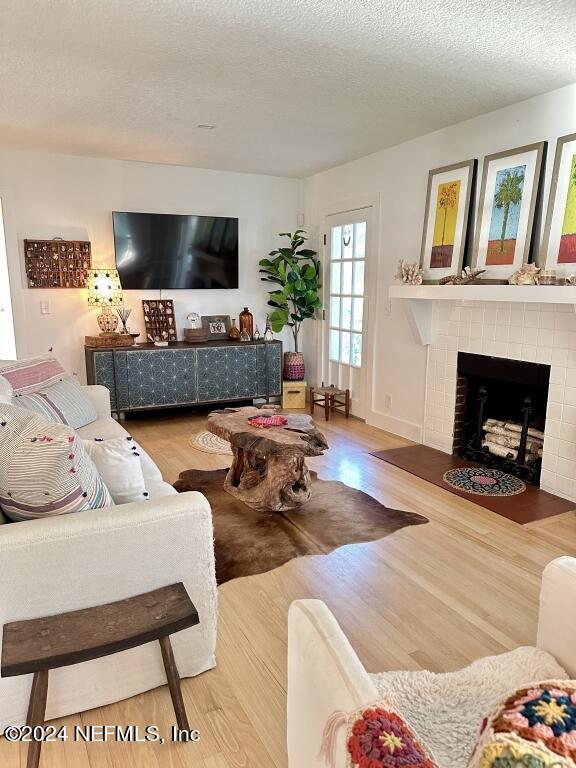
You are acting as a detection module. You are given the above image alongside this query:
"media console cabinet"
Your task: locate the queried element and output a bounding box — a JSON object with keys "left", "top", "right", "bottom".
{"left": 85, "top": 339, "right": 282, "bottom": 416}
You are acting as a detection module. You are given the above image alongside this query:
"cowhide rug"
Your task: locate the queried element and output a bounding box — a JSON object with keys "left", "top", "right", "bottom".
{"left": 174, "top": 468, "right": 428, "bottom": 584}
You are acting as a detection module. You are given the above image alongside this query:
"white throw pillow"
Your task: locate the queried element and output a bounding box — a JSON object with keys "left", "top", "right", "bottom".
{"left": 0, "top": 404, "right": 113, "bottom": 522}
{"left": 0, "top": 377, "right": 12, "bottom": 404}
{"left": 14, "top": 377, "right": 97, "bottom": 428}
{"left": 82, "top": 436, "right": 149, "bottom": 505}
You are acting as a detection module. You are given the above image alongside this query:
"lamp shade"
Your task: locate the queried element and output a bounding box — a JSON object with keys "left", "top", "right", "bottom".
{"left": 86, "top": 269, "right": 123, "bottom": 307}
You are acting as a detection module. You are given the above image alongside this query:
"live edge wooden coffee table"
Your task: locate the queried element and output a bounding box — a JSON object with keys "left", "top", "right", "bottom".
{"left": 207, "top": 405, "right": 329, "bottom": 512}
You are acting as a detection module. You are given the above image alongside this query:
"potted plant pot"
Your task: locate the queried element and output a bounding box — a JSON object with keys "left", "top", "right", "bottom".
{"left": 283, "top": 351, "right": 305, "bottom": 381}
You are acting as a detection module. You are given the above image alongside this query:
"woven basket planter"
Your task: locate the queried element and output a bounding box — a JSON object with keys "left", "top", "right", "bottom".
{"left": 283, "top": 351, "right": 305, "bottom": 381}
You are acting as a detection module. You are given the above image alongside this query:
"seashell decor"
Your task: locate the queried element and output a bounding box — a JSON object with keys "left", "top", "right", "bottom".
{"left": 395, "top": 260, "right": 423, "bottom": 285}
{"left": 508, "top": 263, "right": 541, "bottom": 285}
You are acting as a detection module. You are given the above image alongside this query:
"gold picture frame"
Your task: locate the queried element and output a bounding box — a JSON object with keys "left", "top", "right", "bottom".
{"left": 419, "top": 159, "right": 477, "bottom": 283}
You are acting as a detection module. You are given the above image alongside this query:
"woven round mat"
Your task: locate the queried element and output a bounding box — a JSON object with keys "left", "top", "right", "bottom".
{"left": 190, "top": 431, "right": 233, "bottom": 455}
{"left": 443, "top": 467, "right": 526, "bottom": 496}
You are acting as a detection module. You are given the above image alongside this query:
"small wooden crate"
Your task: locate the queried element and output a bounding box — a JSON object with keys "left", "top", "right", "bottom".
{"left": 282, "top": 380, "right": 307, "bottom": 409}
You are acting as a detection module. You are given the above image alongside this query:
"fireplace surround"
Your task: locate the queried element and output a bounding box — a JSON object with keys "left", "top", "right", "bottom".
{"left": 423, "top": 300, "right": 576, "bottom": 502}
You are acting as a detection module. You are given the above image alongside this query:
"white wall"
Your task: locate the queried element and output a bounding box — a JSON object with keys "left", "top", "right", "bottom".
{"left": 304, "top": 82, "right": 576, "bottom": 440}
{"left": 0, "top": 150, "right": 303, "bottom": 380}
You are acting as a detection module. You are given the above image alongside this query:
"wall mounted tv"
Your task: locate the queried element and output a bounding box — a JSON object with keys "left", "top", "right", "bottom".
{"left": 113, "top": 211, "right": 239, "bottom": 290}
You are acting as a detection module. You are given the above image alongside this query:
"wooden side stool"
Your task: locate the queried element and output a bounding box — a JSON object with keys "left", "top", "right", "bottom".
{"left": 1, "top": 583, "right": 199, "bottom": 768}
{"left": 310, "top": 384, "right": 350, "bottom": 420}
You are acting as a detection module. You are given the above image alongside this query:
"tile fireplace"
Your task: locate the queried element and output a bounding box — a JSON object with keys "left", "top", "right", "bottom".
{"left": 423, "top": 300, "right": 576, "bottom": 502}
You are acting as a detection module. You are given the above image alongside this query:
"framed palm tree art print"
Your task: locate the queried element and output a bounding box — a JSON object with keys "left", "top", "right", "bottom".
{"left": 540, "top": 133, "right": 576, "bottom": 278}
{"left": 471, "top": 142, "right": 546, "bottom": 281}
{"left": 419, "top": 159, "right": 477, "bottom": 282}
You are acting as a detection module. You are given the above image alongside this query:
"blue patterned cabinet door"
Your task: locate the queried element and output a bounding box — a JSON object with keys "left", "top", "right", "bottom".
{"left": 257, "top": 342, "right": 282, "bottom": 397}
{"left": 197, "top": 344, "right": 258, "bottom": 402}
{"left": 92, "top": 351, "right": 117, "bottom": 409}
{"left": 126, "top": 349, "right": 197, "bottom": 408}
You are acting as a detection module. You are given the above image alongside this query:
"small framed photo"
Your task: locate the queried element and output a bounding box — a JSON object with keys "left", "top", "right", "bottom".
{"left": 202, "top": 315, "right": 231, "bottom": 339}
{"left": 471, "top": 141, "right": 546, "bottom": 281}
{"left": 420, "top": 159, "right": 477, "bottom": 282}
{"left": 539, "top": 133, "right": 576, "bottom": 278}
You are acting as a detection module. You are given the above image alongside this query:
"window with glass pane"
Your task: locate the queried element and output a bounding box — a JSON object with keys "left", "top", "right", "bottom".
{"left": 329, "top": 220, "right": 366, "bottom": 367}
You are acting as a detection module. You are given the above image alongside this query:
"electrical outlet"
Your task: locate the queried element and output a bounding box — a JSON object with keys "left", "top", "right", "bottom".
{"left": 384, "top": 393, "right": 392, "bottom": 409}
{"left": 40, "top": 300, "right": 50, "bottom": 315}
{"left": 382, "top": 299, "right": 391, "bottom": 316}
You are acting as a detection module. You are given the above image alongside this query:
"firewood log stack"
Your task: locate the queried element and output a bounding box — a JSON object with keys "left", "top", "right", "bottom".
{"left": 481, "top": 418, "right": 544, "bottom": 464}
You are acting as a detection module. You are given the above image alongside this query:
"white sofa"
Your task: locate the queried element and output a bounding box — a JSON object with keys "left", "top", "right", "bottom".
{"left": 288, "top": 556, "right": 576, "bottom": 768}
{"left": 0, "top": 385, "right": 217, "bottom": 733}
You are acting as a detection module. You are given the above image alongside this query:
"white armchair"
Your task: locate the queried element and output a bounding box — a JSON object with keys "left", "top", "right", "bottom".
{"left": 0, "top": 385, "right": 218, "bottom": 732}
{"left": 287, "top": 557, "right": 576, "bottom": 768}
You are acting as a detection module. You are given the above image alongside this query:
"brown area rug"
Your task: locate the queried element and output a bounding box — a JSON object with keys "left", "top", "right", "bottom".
{"left": 174, "top": 468, "right": 428, "bottom": 584}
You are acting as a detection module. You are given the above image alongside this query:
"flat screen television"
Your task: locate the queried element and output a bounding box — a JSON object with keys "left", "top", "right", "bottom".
{"left": 113, "top": 211, "right": 239, "bottom": 289}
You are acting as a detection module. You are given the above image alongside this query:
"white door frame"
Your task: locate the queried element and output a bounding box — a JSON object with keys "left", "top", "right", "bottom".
{"left": 317, "top": 193, "right": 381, "bottom": 421}
{"left": 0, "top": 187, "right": 26, "bottom": 359}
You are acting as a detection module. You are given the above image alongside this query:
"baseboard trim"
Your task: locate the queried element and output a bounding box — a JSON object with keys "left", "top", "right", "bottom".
{"left": 367, "top": 411, "right": 423, "bottom": 443}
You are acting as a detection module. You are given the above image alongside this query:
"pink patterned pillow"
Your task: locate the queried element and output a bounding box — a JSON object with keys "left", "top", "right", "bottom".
{"left": 0, "top": 355, "right": 67, "bottom": 396}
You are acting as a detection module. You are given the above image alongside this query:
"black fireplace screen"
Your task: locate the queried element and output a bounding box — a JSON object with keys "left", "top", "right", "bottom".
{"left": 455, "top": 353, "right": 550, "bottom": 485}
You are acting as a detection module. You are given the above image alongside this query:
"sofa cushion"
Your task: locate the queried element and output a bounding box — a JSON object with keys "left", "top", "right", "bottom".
{"left": 14, "top": 377, "right": 97, "bottom": 428}
{"left": 0, "top": 354, "right": 67, "bottom": 395}
{"left": 370, "top": 646, "right": 567, "bottom": 768}
{"left": 146, "top": 478, "right": 178, "bottom": 500}
{"left": 0, "top": 404, "right": 113, "bottom": 521}
{"left": 82, "top": 437, "right": 149, "bottom": 505}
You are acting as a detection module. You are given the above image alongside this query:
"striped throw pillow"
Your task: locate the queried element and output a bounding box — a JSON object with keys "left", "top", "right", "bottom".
{"left": 0, "top": 404, "right": 113, "bottom": 522}
{"left": 0, "top": 354, "right": 67, "bottom": 396}
{"left": 14, "top": 377, "right": 97, "bottom": 429}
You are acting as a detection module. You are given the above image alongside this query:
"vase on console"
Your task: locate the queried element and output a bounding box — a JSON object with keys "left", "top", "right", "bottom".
{"left": 283, "top": 351, "right": 305, "bottom": 381}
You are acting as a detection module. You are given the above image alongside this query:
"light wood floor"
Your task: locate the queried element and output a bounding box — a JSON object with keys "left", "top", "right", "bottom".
{"left": 2, "top": 410, "right": 575, "bottom": 767}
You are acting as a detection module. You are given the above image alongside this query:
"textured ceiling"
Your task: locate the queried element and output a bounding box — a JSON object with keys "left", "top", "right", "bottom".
{"left": 1, "top": 0, "right": 575, "bottom": 177}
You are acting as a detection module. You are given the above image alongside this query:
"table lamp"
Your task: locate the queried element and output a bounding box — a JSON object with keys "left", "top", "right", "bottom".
{"left": 86, "top": 269, "right": 124, "bottom": 335}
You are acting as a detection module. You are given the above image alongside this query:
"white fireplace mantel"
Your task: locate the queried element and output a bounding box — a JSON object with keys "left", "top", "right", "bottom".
{"left": 389, "top": 284, "right": 576, "bottom": 344}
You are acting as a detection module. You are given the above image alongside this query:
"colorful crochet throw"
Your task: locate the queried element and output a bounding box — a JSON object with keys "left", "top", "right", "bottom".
{"left": 470, "top": 680, "right": 576, "bottom": 768}
{"left": 320, "top": 705, "right": 437, "bottom": 768}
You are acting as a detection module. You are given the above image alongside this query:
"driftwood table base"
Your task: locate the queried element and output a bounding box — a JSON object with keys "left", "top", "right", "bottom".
{"left": 207, "top": 406, "right": 329, "bottom": 512}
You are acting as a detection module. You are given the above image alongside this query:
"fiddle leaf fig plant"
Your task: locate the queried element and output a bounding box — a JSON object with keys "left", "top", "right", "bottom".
{"left": 259, "top": 230, "right": 321, "bottom": 353}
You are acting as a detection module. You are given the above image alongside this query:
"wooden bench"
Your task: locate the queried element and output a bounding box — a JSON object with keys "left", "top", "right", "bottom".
{"left": 1, "top": 583, "right": 199, "bottom": 768}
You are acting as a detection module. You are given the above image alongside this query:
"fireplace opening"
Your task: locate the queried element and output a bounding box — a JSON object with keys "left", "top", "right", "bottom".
{"left": 454, "top": 353, "right": 550, "bottom": 485}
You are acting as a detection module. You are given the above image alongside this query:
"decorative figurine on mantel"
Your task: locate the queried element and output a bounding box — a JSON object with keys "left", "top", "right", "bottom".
{"left": 395, "top": 259, "right": 423, "bottom": 285}
{"left": 508, "top": 263, "right": 541, "bottom": 285}
{"left": 439, "top": 266, "right": 486, "bottom": 285}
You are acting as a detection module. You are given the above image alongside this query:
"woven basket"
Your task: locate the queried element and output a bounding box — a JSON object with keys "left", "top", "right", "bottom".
{"left": 283, "top": 352, "right": 305, "bottom": 381}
